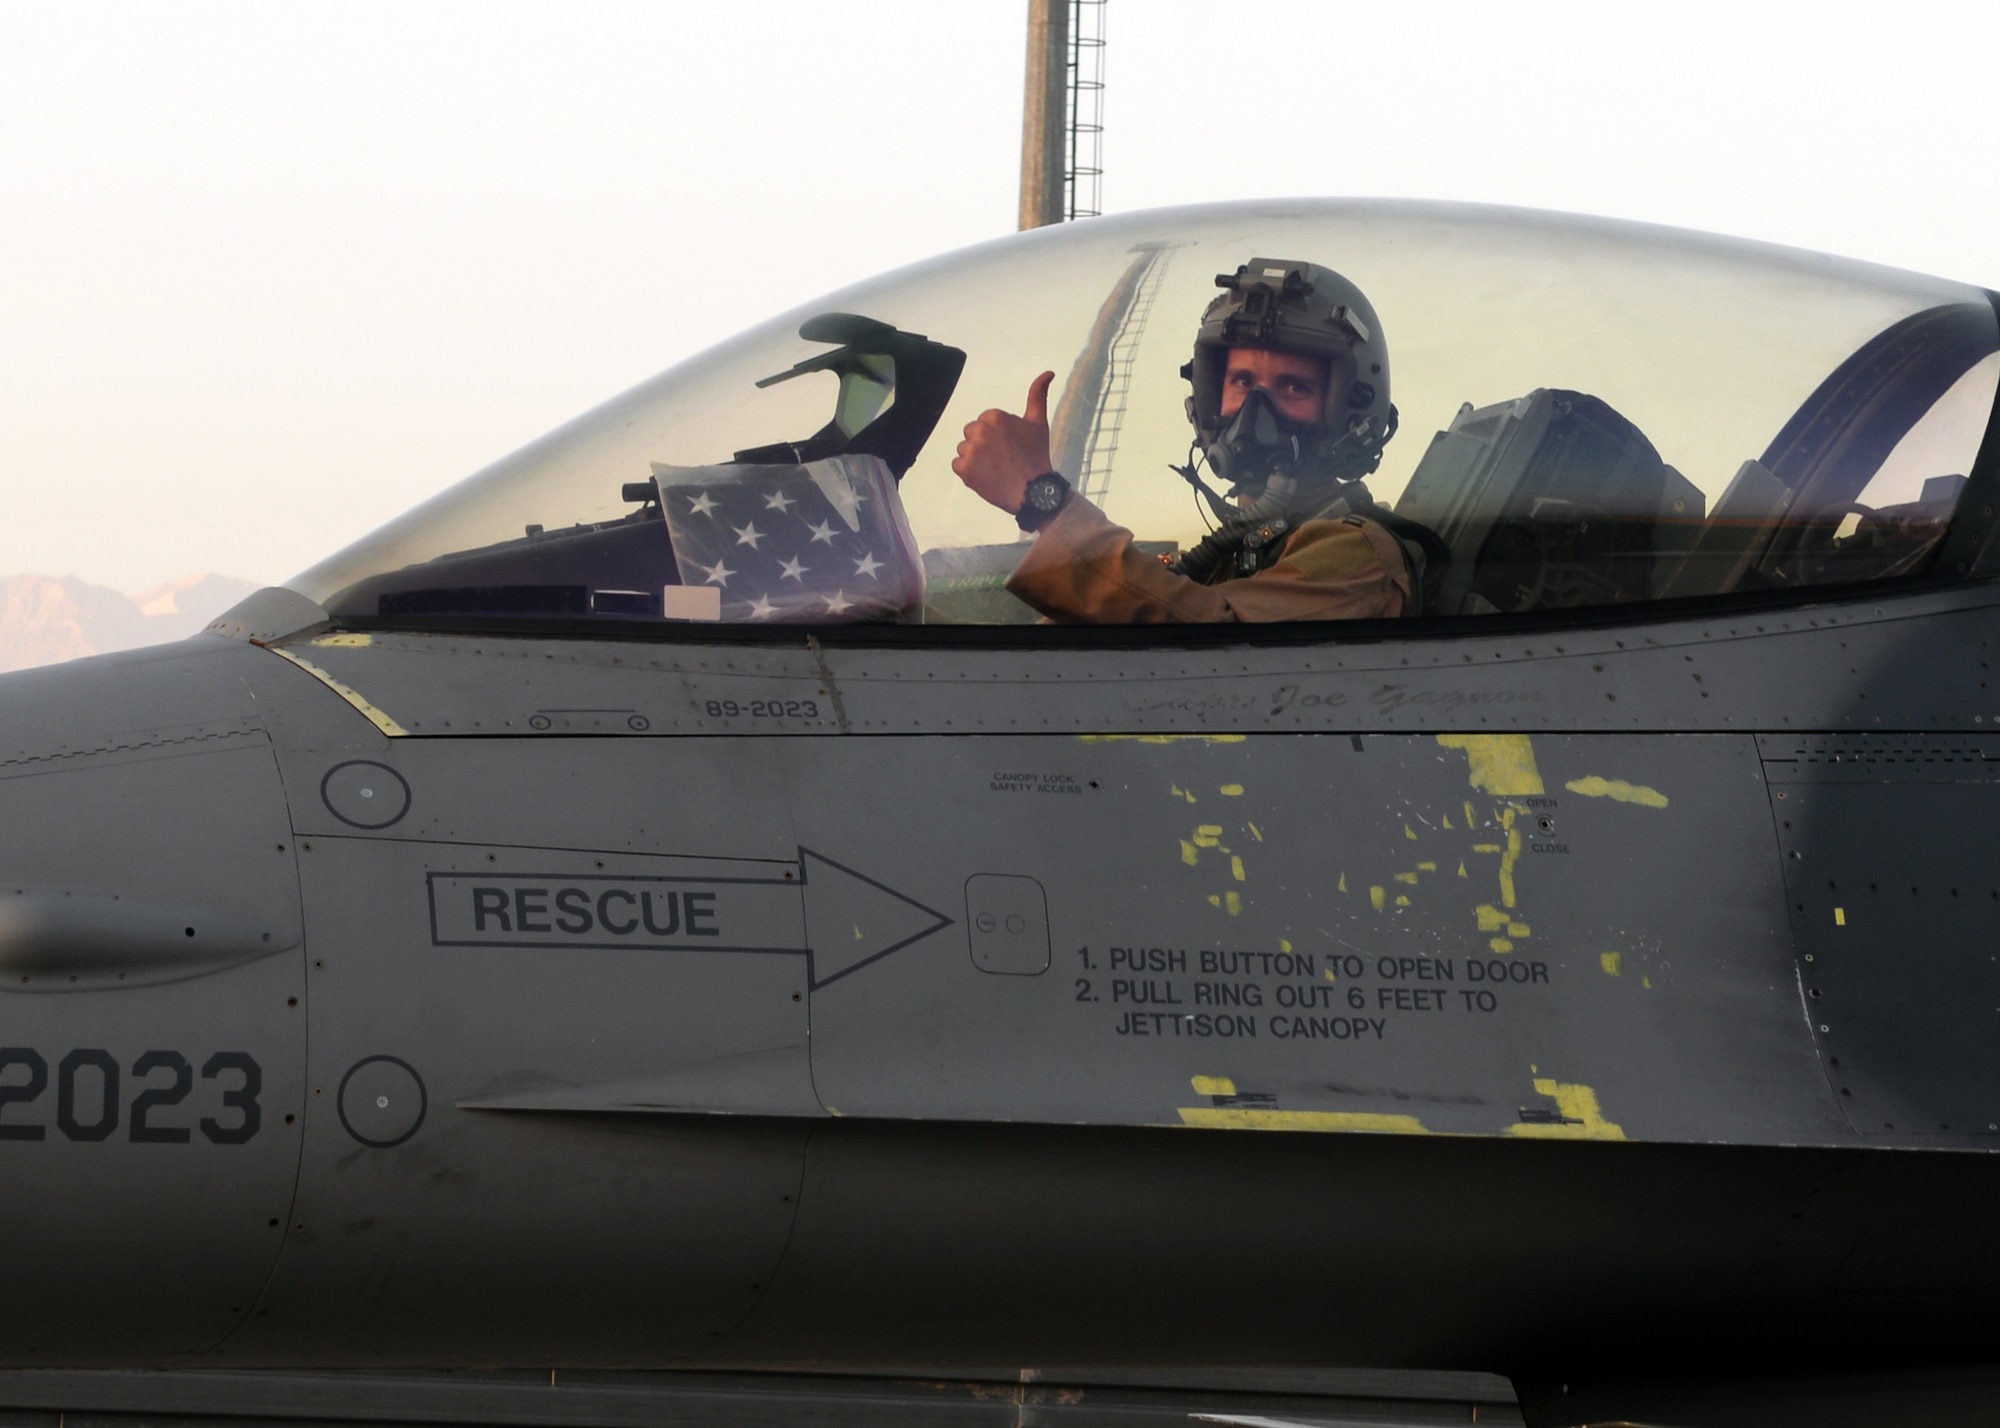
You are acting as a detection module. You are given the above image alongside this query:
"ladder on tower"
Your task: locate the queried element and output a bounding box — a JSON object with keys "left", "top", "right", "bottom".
{"left": 1065, "top": 0, "right": 1106, "bottom": 222}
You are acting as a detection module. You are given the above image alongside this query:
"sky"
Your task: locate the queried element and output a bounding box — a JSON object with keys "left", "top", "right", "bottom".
{"left": 3, "top": 0, "right": 1998, "bottom": 592}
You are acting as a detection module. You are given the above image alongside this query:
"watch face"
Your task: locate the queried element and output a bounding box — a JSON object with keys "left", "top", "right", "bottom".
{"left": 1018, "top": 474, "right": 1068, "bottom": 531}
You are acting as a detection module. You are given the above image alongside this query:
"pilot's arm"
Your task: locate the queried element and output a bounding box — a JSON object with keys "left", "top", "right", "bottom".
{"left": 951, "top": 375, "right": 1413, "bottom": 623}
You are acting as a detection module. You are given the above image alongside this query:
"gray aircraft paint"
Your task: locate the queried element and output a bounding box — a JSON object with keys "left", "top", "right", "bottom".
{"left": 3, "top": 581, "right": 1999, "bottom": 1365}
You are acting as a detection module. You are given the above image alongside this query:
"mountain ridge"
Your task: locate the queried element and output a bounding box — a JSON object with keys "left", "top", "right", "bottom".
{"left": 0, "top": 573, "right": 262, "bottom": 673}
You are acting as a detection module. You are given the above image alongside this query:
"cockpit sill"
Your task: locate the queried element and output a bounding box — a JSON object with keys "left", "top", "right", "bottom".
{"left": 303, "top": 564, "right": 2000, "bottom": 654}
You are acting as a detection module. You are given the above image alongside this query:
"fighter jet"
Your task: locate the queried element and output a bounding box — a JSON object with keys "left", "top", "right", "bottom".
{"left": 3, "top": 199, "right": 1999, "bottom": 1428}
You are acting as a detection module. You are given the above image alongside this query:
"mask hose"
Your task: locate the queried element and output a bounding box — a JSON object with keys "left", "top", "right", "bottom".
{"left": 1168, "top": 477, "right": 1311, "bottom": 583}
{"left": 1165, "top": 406, "right": 1398, "bottom": 583}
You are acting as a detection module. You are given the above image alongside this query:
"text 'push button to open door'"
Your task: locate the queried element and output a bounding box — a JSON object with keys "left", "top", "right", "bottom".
{"left": 965, "top": 875, "right": 1050, "bottom": 976}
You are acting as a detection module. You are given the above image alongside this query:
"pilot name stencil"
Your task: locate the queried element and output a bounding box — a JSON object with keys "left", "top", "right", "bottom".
{"left": 1365, "top": 684, "right": 1548, "bottom": 716}
{"left": 1255, "top": 684, "right": 1550, "bottom": 719}
{"left": 427, "top": 872, "right": 804, "bottom": 954}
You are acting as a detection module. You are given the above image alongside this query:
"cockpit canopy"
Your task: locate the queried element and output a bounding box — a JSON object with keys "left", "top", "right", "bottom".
{"left": 288, "top": 200, "right": 1998, "bottom": 630}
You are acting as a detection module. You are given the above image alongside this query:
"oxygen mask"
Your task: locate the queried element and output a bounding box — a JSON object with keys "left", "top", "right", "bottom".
{"left": 1205, "top": 385, "right": 1321, "bottom": 499}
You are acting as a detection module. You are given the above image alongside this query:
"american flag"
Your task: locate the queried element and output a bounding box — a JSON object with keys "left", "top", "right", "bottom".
{"left": 653, "top": 454, "right": 926, "bottom": 624}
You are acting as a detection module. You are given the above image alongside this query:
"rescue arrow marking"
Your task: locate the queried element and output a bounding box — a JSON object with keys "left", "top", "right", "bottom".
{"left": 797, "top": 847, "right": 954, "bottom": 990}
{"left": 424, "top": 848, "right": 953, "bottom": 992}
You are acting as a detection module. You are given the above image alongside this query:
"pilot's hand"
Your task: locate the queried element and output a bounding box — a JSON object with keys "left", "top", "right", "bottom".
{"left": 953, "top": 371, "right": 1056, "bottom": 515}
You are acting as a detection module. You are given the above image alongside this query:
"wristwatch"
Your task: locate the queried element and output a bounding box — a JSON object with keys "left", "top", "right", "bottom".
{"left": 1016, "top": 471, "right": 1072, "bottom": 532}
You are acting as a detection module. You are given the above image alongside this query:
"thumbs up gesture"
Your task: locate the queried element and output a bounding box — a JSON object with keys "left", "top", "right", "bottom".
{"left": 953, "top": 370, "right": 1057, "bottom": 515}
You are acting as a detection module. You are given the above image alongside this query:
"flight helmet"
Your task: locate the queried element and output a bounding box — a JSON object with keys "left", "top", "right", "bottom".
{"left": 1183, "top": 257, "right": 1393, "bottom": 493}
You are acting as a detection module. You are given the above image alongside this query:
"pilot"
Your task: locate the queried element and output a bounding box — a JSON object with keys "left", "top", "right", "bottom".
{"left": 952, "top": 257, "right": 1421, "bottom": 622}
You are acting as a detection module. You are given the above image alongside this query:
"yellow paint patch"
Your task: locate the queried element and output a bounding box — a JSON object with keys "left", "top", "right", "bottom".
{"left": 1499, "top": 812, "right": 1523, "bottom": 909}
{"left": 1230, "top": 856, "right": 1247, "bottom": 883}
{"left": 1207, "top": 894, "right": 1221, "bottom": 908}
{"left": 310, "top": 632, "right": 374, "bottom": 648}
{"left": 1395, "top": 872, "right": 1420, "bottom": 885}
{"left": 1178, "top": 1108, "right": 1431, "bottom": 1134}
{"left": 1565, "top": 776, "right": 1668, "bottom": 809}
{"left": 1417, "top": 862, "right": 1437, "bottom": 872}
{"left": 1475, "top": 905, "right": 1509, "bottom": 933}
{"left": 1225, "top": 891, "right": 1242, "bottom": 916}
{"left": 1180, "top": 840, "right": 1199, "bottom": 866}
{"left": 1323, "top": 969, "right": 1337, "bottom": 982}
{"left": 1404, "top": 824, "right": 1419, "bottom": 841}
{"left": 1457, "top": 862, "right": 1468, "bottom": 878}
{"left": 1437, "top": 734, "right": 1546, "bottom": 796}
{"left": 264, "top": 647, "right": 408, "bottom": 737}
{"left": 1395, "top": 895, "right": 1411, "bottom": 907}
{"left": 1507, "top": 921, "right": 1531, "bottom": 938}
{"left": 1220, "top": 784, "right": 1244, "bottom": 797}
{"left": 1472, "top": 843, "right": 1502, "bottom": 854}
{"left": 1193, "top": 825, "right": 1224, "bottom": 847}
{"left": 1834, "top": 907, "right": 1846, "bottom": 926}
{"left": 1081, "top": 734, "right": 1247, "bottom": 744}
{"left": 1338, "top": 872, "right": 1348, "bottom": 893}
{"left": 1489, "top": 937, "right": 1513, "bottom": 953}
{"left": 1247, "top": 823, "right": 1263, "bottom": 842}
{"left": 1189, "top": 1076, "right": 1236, "bottom": 1096}
{"left": 1171, "top": 784, "right": 1197, "bottom": 804}
{"left": 1642, "top": 975, "right": 1653, "bottom": 989}
{"left": 1464, "top": 801, "right": 1478, "bottom": 829}
{"left": 1279, "top": 939, "right": 1293, "bottom": 953}
{"left": 1600, "top": 951, "right": 1623, "bottom": 976}
{"left": 1442, "top": 813, "right": 1455, "bottom": 830}
{"left": 1369, "top": 886, "right": 1386, "bottom": 912}
{"left": 1506, "top": 1079, "right": 1627, "bottom": 1141}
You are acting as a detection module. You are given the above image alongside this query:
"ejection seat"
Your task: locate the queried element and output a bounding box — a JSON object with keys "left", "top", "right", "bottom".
{"left": 1393, "top": 389, "right": 1704, "bottom": 615}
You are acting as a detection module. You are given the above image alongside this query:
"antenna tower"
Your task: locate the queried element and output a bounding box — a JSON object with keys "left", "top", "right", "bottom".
{"left": 1019, "top": 0, "right": 1106, "bottom": 229}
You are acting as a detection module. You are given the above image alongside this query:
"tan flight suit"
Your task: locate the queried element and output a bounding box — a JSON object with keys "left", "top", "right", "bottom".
{"left": 1007, "top": 493, "right": 1415, "bottom": 623}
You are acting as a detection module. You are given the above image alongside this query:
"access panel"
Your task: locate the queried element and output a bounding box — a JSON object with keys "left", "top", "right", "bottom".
{"left": 1765, "top": 732, "right": 2000, "bottom": 1140}
{"left": 791, "top": 731, "right": 1843, "bottom": 1148}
